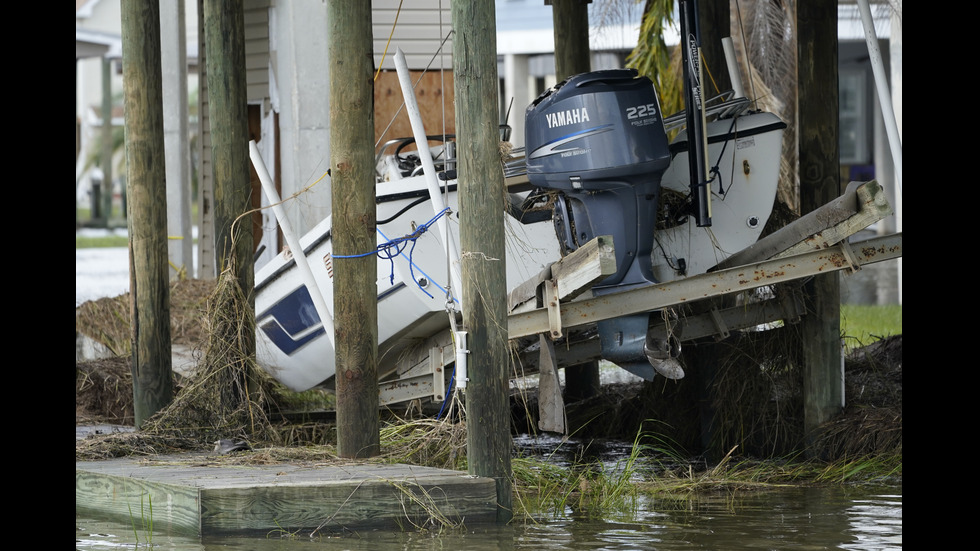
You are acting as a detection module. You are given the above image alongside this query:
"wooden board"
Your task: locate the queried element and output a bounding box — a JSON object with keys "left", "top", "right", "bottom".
{"left": 375, "top": 70, "right": 455, "bottom": 149}
{"left": 77, "top": 455, "right": 496, "bottom": 536}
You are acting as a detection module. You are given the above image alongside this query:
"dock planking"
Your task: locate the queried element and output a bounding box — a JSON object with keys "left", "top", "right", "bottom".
{"left": 76, "top": 454, "right": 498, "bottom": 536}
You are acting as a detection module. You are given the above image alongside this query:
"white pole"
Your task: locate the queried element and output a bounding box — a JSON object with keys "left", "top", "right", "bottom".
{"left": 249, "top": 140, "right": 335, "bottom": 345}
{"left": 856, "top": 0, "right": 902, "bottom": 191}
{"left": 393, "top": 48, "right": 464, "bottom": 303}
{"left": 857, "top": 0, "right": 902, "bottom": 305}
{"left": 722, "top": 37, "right": 746, "bottom": 99}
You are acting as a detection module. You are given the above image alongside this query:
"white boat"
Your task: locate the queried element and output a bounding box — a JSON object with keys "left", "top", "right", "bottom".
{"left": 252, "top": 59, "right": 790, "bottom": 399}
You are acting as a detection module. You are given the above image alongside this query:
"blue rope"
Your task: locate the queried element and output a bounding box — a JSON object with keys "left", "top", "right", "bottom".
{"left": 333, "top": 207, "right": 452, "bottom": 298}
{"left": 435, "top": 367, "right": 455, "bottom": 420}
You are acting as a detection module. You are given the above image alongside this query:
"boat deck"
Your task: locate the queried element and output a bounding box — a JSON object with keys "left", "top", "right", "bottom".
{"left": 76, "top": 453, "right": 498, "bottom": 536}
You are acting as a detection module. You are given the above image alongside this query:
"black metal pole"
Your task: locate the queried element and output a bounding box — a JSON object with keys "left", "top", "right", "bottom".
{"left": 679, "top": 0, "right": 711, "bottom": 227}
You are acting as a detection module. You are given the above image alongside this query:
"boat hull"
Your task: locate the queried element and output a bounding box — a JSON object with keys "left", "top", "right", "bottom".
{"left": 254, "top": 174, "right": 562, "bottom": 392}
{"left": 653, "top": 111, "right": 786, "bottom": 282}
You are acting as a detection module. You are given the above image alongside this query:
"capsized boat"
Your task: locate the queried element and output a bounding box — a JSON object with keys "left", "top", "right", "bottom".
{"left": 252, "top": 56, "right": 788, "bottom": 399}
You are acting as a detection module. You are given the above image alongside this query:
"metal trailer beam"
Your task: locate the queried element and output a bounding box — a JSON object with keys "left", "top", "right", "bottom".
{"left": 508, "top": 232, "right": 902, "bottom": 340}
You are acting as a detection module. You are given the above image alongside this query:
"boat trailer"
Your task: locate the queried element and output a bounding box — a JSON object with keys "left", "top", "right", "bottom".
{"left": 379, "top": 178, "right": 901, "bottom": 429}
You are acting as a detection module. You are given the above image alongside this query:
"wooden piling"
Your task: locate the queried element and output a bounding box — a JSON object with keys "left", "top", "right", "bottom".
{"left": 202, "top": 0, "right": 255, "bottom": 414}
{"left": 797, "top": 0, "right": 844, "bottom": 451}
{"left": 329, "top": 0, "right": 381, "bottom": 459}
{"left": 687, "top": 0, "right": 732, "bottom": 461}
{"left": 203, "top": 0, "right": 252, "bottom": 289}
{"left": 120, "top": 0, "right": 173, "bottom": 427}
{"left": 453, "top": 0, "right": 513, "bottom": 524}
{"left": 552, "top": 0, "right": 591, "bottom": 81}
{"left": 551, "top": 0, "right": 602, "bottom": 404}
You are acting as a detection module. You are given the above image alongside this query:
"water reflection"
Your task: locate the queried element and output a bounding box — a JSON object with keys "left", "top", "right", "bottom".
{"left": 76, "top": 485, "right": 900, "bottom": 550}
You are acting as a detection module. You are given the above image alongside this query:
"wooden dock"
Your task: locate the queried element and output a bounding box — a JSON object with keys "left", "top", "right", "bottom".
{"left": 76, "top": 454, "right": 498, "bottom": 536}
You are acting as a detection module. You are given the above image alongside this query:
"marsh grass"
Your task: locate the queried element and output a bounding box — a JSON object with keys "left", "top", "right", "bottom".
{"left": 385, "top": 479, "right": 466, "bottom": 532}
{"left": 127, "top": 494, "right": 153, "bottom": 545}
{"left": 512, "top": 424, "right": 731, "bottom": 521}
{"left": 508, "top": 417, "right": 901, "bottom": 522}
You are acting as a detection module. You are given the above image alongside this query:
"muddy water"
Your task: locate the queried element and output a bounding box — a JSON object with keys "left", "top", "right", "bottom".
{"left": 76, "top": 483, "right": 901, "bottom": 550}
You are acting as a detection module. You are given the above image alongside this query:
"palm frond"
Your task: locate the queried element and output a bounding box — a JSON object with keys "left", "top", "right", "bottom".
{"left": 626, "top": 0, "right": 683, "bottom": 117}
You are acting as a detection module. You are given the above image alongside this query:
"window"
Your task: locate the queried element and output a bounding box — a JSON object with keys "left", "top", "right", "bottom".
{"left": 839, "top": 69, "right": 868, "bottom": 164}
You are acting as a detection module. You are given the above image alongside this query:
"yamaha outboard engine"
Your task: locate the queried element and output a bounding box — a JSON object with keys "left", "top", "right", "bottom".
{"left": 525, "top": 68, "right": 674, "bottom": 381}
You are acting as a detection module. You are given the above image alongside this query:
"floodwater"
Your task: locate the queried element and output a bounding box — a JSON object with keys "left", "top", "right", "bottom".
{"left": 76, "top": 481, "right": 902, "bottom": 550}
{"left": 76, "top": 244, "right": 130, "bottom": 306}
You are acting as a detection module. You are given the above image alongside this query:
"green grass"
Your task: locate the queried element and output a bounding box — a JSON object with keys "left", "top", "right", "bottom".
{"left": 76, "top": 233, "right": 129, "bottom": 249}
{"left": 841, "top": 304, "right": 902, "bottom": 350}
{"left": 76, "top": 202, "right": 198, "bottom": 249}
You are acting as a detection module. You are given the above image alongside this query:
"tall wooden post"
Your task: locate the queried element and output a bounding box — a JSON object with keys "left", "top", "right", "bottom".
{"left": 552, "top": 0, "right": 591, "bottom": 80}
{"left": 203, "top": 0, "right": 255, "bottom": 403}
{"left": 551, "top": 0, "right": 601, "bottom": 404}
{"left": 454, "top": 0, "right": 513, "bottom": 524}
{"left": 698, "top": 0, "right": 731, "bottom": 97}
{"left": 329, "top": 0, "right": 380, "bottom": 459}
{"left": 797, "top": 0, "right": 843, "bottom": 453}
{"left": 120, "top": 0, "right": 173, "bottom": 427}
{"left": 688, "top": 0, "right": 731, "bottom": 461}
{"left": 204, "top": 0, "right": 251, "bottom": 286}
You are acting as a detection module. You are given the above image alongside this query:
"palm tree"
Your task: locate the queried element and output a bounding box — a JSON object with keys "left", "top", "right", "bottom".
{"left": 79, "top": 90, "right": 127, "bottom": 226}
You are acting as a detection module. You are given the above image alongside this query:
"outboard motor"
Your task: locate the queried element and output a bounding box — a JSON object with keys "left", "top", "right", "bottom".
{"left": 525, "top": 69, "right": 675, "bottom": 381}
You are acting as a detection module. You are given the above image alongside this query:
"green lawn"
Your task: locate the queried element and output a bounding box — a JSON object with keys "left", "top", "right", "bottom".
{"left": 841, "top": 303, "right": 902, "bottom": 349}
{"left": 75, "top": 233, "right": 129, "bottom": 249}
